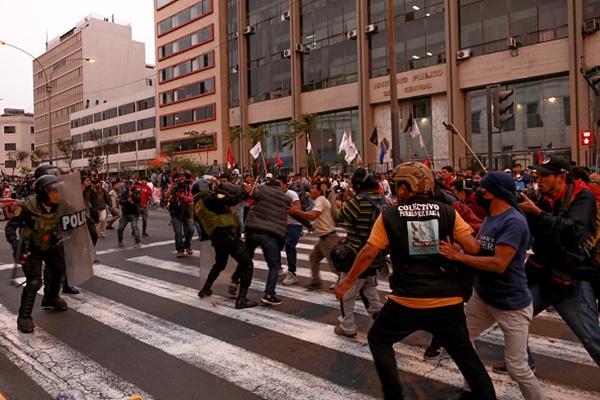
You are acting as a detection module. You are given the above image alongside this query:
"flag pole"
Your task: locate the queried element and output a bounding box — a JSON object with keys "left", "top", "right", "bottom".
{"left": 443, "top": 122, "right": 487, "bottom": 172}
{"left": 421, "top": 138, "right": 433, "bottom": 169}
{"left": 409, "top": 136, "right": 414, "bottom": 161}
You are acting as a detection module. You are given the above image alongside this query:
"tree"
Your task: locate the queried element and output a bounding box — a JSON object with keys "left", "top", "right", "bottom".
{"left": 30, "top": 148, "right": 48, "bottom": 167}
{"left": 56, "top": 138, "right": 80, "bottom": 172}
{"left": 280, "top": 113, "right": 317, "bottom": 152}
{"left": 90, "top": 129, "right": 116, "bottom": 174}
{"left": 184, "top": 130, "right": 209, "bottom": 165}
{"left": 7, "top": 150, "right": 30, "bottom": 177}
{"left": 87, "top": 156, "right": 104, "bottom": 173}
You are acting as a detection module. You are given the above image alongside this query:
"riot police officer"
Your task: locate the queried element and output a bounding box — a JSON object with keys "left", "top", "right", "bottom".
{"left": 6, "top": 175, "right": 68, "bottom": 334}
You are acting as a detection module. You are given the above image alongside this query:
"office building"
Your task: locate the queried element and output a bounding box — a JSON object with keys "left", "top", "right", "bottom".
{"left": 154, "top": 0, "right": 600, "bottom": 172}
{"left": 0, "top": 108, "right": 35, "bottom": 176}
{"left": 33, "top": 14, "right": 152, "bottom": 168}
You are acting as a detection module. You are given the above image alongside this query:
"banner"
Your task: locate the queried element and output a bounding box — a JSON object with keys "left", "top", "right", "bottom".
{"left": 249, "top": 142, "right": 262, "bottom": 160}
{"left": 306, "top": 134, "right": 313, "bottom": 155}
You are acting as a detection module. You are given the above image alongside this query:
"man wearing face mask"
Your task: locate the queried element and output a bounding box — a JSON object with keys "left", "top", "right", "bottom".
{"left": 518, "top": 157, "right": 600, "bottom": 368}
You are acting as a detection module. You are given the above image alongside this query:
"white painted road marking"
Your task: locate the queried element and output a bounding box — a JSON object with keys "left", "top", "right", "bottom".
{"left": 95, "top": 263, "right": 600, "bottom": 400}
{"left": 0, "top": 305, "right": 152, "bottom": 400}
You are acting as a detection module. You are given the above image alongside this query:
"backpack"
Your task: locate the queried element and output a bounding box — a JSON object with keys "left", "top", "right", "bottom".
{"left": 289, "top": 181, "right": 309, "bottom": 211}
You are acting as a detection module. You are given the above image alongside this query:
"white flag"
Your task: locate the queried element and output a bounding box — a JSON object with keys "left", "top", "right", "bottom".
{"left": 249, "top": 141, "right": 262, "bottom": 160}
{"left": 345, "top": 134, "right": 358, "bottom": 163}
{"left": 306, "top": 134, "right": 313, "bottom": 155}
{"left": 338, "top": 131, "right": 349, "bottom": 154}
{"left": 419, "top": 135, "right": 425, "bottom": 148}
{"left": 411, "top": 118, "right": 421, "bottom": 139}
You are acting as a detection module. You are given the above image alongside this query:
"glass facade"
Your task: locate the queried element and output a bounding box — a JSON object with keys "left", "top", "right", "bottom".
{"left": 246, "top": 0, "right": 291, "bottom": 104}
{"left": 399, "top": 97, "right": 433, "bottom": 162}
{"left": 459, "top": 0, "right": 568, "bottom": 57}
{"left": 468, "top": 76, "right": 571, "bottom": 165}
{"left": 368, "top": 0, "right": 445, "bottom": 78}
{"left": 228, "top": 0, "right": 240, "bottom": 108}
{"left": 159, "top": 51, "right": 214, "bottom": 83}
{"left": 312, "top": 108, "right": 360, "bottom": 163}
{"left": 259, "top": 120, "right": 294, "bottom": 166}
{"left": 158, "top": 25, "right": 213, "bottom": 60}
{"left": 158, "top": 0, "right": 212, "bottom": 36}
{"left": 301, "top": 0, "right": 357, "bottom": 91}
{"left": 586, "top": 0, "right": 600, "bottom": 20}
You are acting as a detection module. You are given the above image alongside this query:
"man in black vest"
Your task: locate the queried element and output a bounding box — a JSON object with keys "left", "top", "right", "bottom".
{"left": 335, "top": 162, "right": 495, "bottom": 400}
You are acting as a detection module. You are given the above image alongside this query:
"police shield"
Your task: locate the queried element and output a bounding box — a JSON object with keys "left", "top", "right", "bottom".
{"left": 58, "top": 172, "right": 95, "bottom": 285}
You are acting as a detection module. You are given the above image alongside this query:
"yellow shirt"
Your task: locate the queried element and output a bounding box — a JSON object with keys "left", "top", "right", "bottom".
{"left": 312, "top": 195, "right": 336, "bottom": 237}
{"left": 368, "top": 210, "right": 474, "bottom": 309}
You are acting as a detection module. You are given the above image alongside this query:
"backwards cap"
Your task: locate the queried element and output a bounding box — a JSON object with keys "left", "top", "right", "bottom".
{"left": 391, "top": 161, "right": 435, "bottom": 196}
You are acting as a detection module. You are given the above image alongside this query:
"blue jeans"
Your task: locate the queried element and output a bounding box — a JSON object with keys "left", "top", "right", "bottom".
{"left": 171, "top": 217, "right": 194, "bottom": 251}
{"left": 529, "top": 280, "right": 600, "bottom": 367}
{"left": 117, "top": 214, "right": 140, "bottom": 244}
{"left": 284, "top": 224, "right": 303, "bottom": 273}
{"left": 246, "top": 232, "right": 281, "bottom": 296}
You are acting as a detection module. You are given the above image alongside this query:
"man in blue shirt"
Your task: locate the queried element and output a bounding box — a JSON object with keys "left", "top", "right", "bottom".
{"left": 440, "top": 171, "right": 546, "bottom": 400}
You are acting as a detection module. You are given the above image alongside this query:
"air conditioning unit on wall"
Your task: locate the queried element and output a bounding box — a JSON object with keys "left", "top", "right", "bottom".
{"left": 346, "top": 29, "right": 357, "bottom": 40}
{"left": 243, "top": 26, "right": 255, "bottom": 35}
{"left": 295, "top": 43, "right": 308, "bottom": 53}
{"left": 365, "top": 24, "right": 378, "bottom": 34}
{"left": 281, "top": 10, "right": 291, "bottom": 21}
{"left": 456, "top": 48, "right": 473, "bottom": 60}
{"left": 283, "top": 49, "right": 292, "bottom": 58}
{"left": 584, "top": 19, "right": 599, "bottom": 35}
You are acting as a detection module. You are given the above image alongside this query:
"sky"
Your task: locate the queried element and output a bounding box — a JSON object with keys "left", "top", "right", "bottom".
{"left": 0, "top": 0, "right": 155, "bottom": 113}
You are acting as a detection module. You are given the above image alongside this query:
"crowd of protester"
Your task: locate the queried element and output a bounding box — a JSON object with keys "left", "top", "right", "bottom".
{"left": 4, "top": 156, "right": 600, "bottom": 399}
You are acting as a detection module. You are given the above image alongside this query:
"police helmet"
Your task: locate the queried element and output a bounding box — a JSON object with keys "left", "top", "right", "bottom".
{"left": 34, "top": 164, "right": 57, "bottom": 179}
{"left": 35, "top": 175, "right": 59, "bottom": 203}
{"left": 192, "top": 179, "right": 210, "bottom": 195}
{"left": 391, "top": 161, "right": 435, "bottom": 196}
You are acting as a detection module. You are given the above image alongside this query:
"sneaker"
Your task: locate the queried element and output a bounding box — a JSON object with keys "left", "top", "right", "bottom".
{"left": 106, "top": 226, "right": 114, "bottom": 230}
{"left": 143, "top": 232, "right": 149, "bottom": 237}
{"left": 118, "top": 241, "right": 123, "bottom": 247}
{"left": 304, "top": 282, "right": 322, "bottom": 291}
{"left": 17, "top": 316, "right": 34, "bottom": 334}
{"left": 185, "top": 247, "right": 193, "bottom": 255}
{"left": 261, "top": 295, "right": 283, "bottom": 305}
{"left": 176, "top": 251, "right": 184, "bottom": 258}
{"left": 134, "top": 243, "right": 142, "bottom": 249}
{"left": 492, "top": 362, "right": 536, "bottom": 375}
{"left": 278, "top": 267, "right": 286, "bottom": 276}
{"left": 423, "top": 345, "right": 444, "bottom": 361}
{"left": 198, "top": 287, "right": 213, "bottom": 298}
{"left": 228, "top": 283, "right": 238, "bottom": 296}
{"left": 334, "top": 326, "right": 357, "bottom": 338}
{"left": 235, "top": 298, "right": 258, "bottom": 309}
{"left": 282, "top": 272, "right": 298, "bottom": 285}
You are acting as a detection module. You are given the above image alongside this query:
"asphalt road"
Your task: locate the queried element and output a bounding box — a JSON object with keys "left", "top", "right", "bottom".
{"left": 0, "top": 209, "right": 599, "bottom": 400}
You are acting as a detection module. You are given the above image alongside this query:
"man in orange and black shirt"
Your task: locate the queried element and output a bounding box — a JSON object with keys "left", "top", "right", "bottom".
{"left": 335, "top": 162, "right": 495, "bottom": 400}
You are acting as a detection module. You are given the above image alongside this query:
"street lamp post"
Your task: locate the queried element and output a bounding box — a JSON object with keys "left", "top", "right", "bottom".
{"left": 0, "top": 40, "right": 94, "bottom": 164}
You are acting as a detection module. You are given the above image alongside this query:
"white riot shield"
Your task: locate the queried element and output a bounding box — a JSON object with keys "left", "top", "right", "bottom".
{"left": 58, "top": 172, "right": 95, "bottom": 285}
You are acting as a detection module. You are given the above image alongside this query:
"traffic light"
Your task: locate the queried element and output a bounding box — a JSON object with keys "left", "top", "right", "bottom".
{"left": 493, "top": 88, "right": 514, "bottom": 129}
{"left": 581, "top": 60, "right": 600, "bottom": 96}
{"left": 582, "top": 129, "right": 594, "bottom": 146}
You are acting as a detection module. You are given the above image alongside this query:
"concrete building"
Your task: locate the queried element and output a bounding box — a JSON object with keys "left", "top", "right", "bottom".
{"left": 0, "top": 108, "right": 35, "bottom": 176}
{"left": 70, "top": 89, "right": 157, "bottom": 174}
{"left": 33, "top": 14, "right": 152, "bottom": 169}
{"left": 154, "top": 0, "right": 600, "bottom": 173}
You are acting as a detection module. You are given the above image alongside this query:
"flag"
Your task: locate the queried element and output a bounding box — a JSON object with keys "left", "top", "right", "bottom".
{"left": 275, "top": 154, "right": 283, "bottom": 167}
{"left": 379, "top": 141, "right": 387, "bottom": 165}
{"left": 345, "top": 134, "right": 358, "bottom": 163}
{"left": 424, "top": 157, "right": 431, "bottom": 168}
{"left": 419, "top": 135, "right": 425, "bottom": 149}
{"left": 403, "top": 113, "right": 414, "bottom": 134}
{"left": 227, "top": 146, "right": 233, "bottom": 169}
{"left": 537, "top": 148, "right": 543, "bottom": 164}
{"left": 411, "top": 117, "right": 421, "bottom": 139}
{"left": 265, "top": 159, "right": 271, "bottom": 172}
{"left": 338, "top": 131, "right": 349, "bottom": 154}
{"left": 249, "top": 141, "right": 262, "bottom": 160}
{"left": 382, "top": 138, "right": 390, "bottom": 151}
{"left": 306, "top": 134, "right": 313, "bottom": 155}
{"left": 369, "top": 126, "right": 378, "bottom": 146}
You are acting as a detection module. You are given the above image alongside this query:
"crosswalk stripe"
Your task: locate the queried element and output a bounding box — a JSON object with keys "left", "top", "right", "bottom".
{"left": 59, "top": 278, "right": 378, "bottom": 400}
{"left": 127, "top": 256, "right": 596, "bottom": 369}
{"left": 115, "top": 259, "right": 587, "bottom": 398}
{"left": 92, "top": 263, "right": 600, "bottom": 400}
{"left": 0, "top": 305, "right": 152, "bottom": 400}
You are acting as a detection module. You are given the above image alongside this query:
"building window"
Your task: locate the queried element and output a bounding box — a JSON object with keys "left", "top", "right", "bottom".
{"left": 138, "top": 137, "right": 157, "bottom": 150}
{"left": 119, "top": 121, "right": 137, "bottom": 135}
{"left": 300, "top": 0, "right": 358, "bottom": 91}
{"left": 31, "top": 143, "right": 35, "bottom": 151}
{"left": 459, "top": 0, "right": 568, "bottom": 57}
{"left": 137, "top": 117, "right": 156, "bottom": 131}
{"left": 94, "top": 112, "right": 102, "bottom": 122}
{"left": 3, "top": 126, "right": 16, "bottom": 134}
{"left": 158, "top": 25, "right": 214, "bottom": 60}
{"left": 71, "top": 119, "right": 80, "bottom": 129}
{"left": 160, "top": 132, "right": 216, "bottom": 153}
{"left": 156, "top": 0, "right": 176, "bottom": 9}
{"left": 368, "top": 0, "right": 445, "bottom": 78}
{"left": 159, "top": 77, "right": 215, "bottom": 106}
{"left": 30, "top": 126, "right": 34, "bottom": 134}
{"left": 399, "top": 97, "right": 433, "bottom": 162}
{"left": 258, "top": 120, "right": 294, "bottom": 167}
{"left": 102, "top": 108, "right": 118, "bottom": 120}
{"left": 137, "top": 97, "right": 156, "bottom": 111}
{"left": 118, "top": 102, "right": 136, "bottom": 116}
{"left": 158, "top": 0, "right": 213, "bottom": 36}
{"left": 159, "top": 51, "right": 214, "bottom": 83}
{"left": 159, "top": 104, "right": 216, "bottom": 129}
{"left": 120, "top": 141, "right": 137, "bottom": 153}
{"left": 81, "top": 114, "right": 94, "bottom": 126}
{"left": 312, "top": 108, "right": 360, "bottom": 163}
{"left": 245, "top": 0, "right": 291, "bottom": 104}
{"left": 72, "top": 134, "right": 82, "bottom": 144}
{"left": 467, "top": 76, "right": 571, "bottom": 164}
{"left": 586, "top": 0, "right": 600, "bottom": 20}
{"left": 4, "top": 143, "right": 17, "bottom": 151}
{"left": 5, "top": 160, "right": 16, "bottom": 168}
{"left": 102, "top": 125, "right": 119, "bottom": 138}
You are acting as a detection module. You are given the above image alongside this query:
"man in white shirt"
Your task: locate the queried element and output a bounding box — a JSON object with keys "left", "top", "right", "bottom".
{"left": 288, "top": 181, "right": 339, "bottom": 290}
{"left": 277, "top": 176, "right": 303, "bottom": 285}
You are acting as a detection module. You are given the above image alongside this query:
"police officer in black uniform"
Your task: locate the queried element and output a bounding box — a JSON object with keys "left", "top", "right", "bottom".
{"left": 6, "top": 175, "right": 68, "bottom": 333}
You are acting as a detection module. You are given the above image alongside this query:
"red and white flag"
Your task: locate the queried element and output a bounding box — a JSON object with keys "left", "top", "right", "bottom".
{"left": 227, "top": 146, "right": 233, "bottom": 169}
